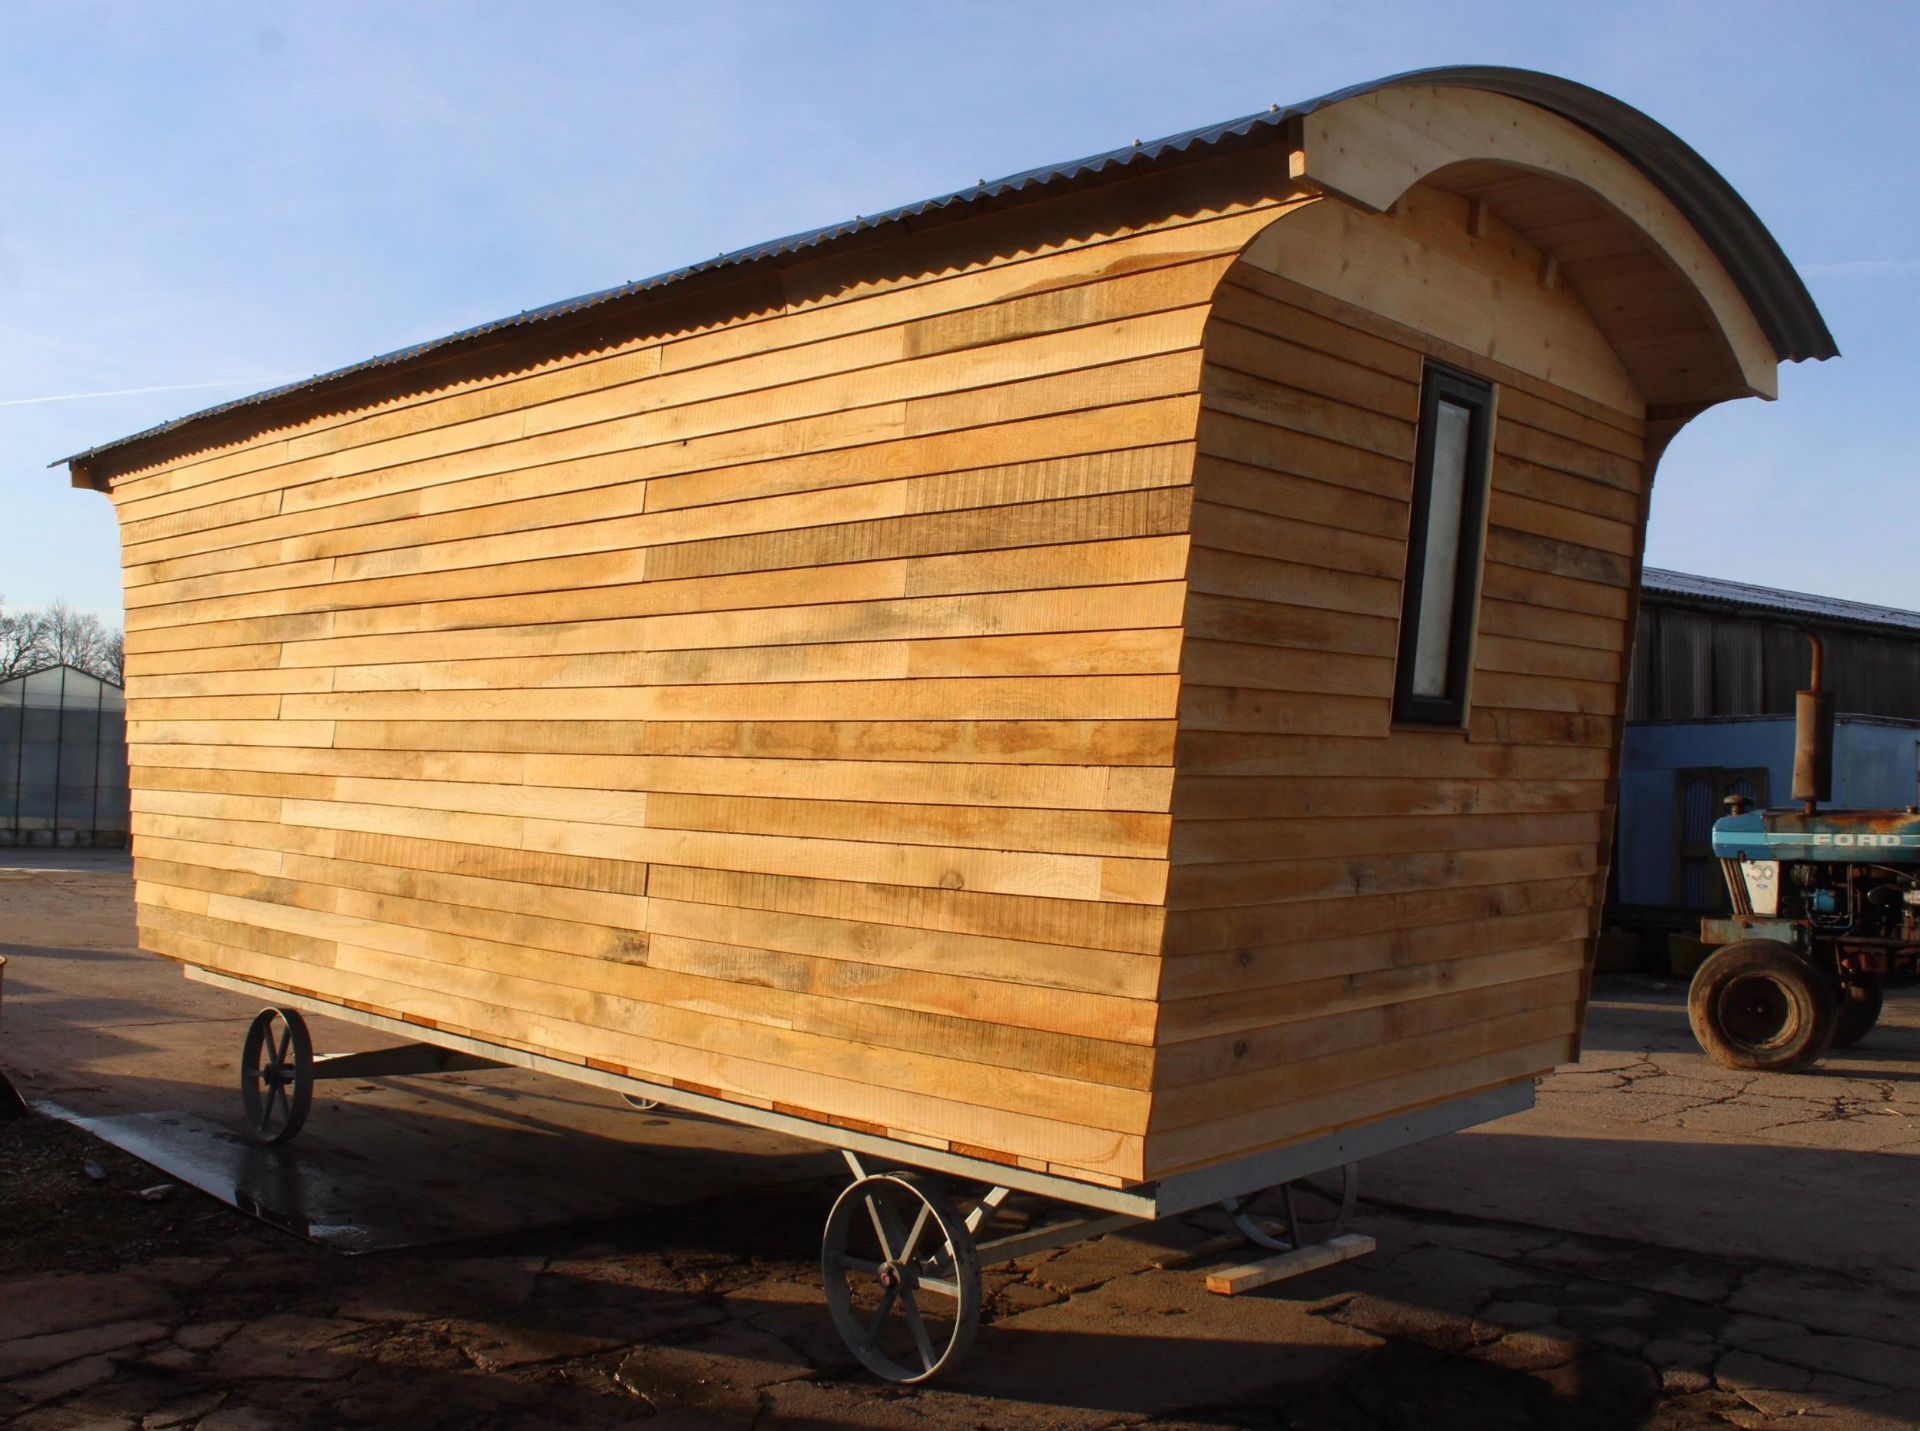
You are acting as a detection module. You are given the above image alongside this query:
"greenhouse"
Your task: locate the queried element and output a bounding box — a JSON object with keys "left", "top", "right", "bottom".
{"left": 0, "top": 664, "right": 128, "bottom": 847}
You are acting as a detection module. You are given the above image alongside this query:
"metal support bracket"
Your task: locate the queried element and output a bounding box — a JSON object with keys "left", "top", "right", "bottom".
{"left": 974, "top": 1209, "right": 1141, "bottom": 1267}
{"left": 309, "top": 1043, "right": 504, "bottom": 1082}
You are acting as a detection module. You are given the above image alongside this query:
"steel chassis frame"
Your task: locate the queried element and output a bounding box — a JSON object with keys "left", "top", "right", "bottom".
{"left": 190, "top": 965, "right": 1534, "bottom": 1380}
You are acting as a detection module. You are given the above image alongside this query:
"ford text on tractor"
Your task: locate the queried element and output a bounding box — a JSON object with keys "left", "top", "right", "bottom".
{"left": 1691, "top": 635, "right": 1920, "bottom": 1071}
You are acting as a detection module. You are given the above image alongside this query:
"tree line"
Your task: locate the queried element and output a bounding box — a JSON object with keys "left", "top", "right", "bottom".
{"left": 0, "top": 600, "right": 125, "bottom": 685}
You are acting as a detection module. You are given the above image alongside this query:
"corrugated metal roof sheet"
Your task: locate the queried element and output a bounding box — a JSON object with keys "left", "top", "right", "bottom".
{"left": 59, "top": 66, "right": 1835, "bottom": 471}
{"left": 1643, "top": 568, "right": 1920, "bottom": 636}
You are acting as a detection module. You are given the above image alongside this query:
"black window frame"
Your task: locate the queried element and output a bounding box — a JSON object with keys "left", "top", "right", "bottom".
{"left": 1393, "top": 363, "right": 1495, "bottom": 728}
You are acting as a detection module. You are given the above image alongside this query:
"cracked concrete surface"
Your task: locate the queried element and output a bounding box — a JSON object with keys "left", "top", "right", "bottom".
{"left": 3, "top": 862, "right": 1918, "bottom": 1428}
{"left": 8, "top": 1187, "right": 1920, "bottom": 1430}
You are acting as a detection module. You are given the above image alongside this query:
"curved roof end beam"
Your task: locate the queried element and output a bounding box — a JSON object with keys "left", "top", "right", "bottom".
{"left": 1290, "top": 83, "right": 1793, "bottom": 403}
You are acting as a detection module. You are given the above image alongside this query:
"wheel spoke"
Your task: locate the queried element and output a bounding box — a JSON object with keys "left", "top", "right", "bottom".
{"left": 829, "top": 1255, "right": 882, "bottom": 1277}
{"left": 898, "top": 1203, "right": 932, "bottom": 1264}
{"left": 898, "top": 1290, "right": 938, "bottom": 1372}
{"left": 866, "top": 1192, "right": 912, "bottom": 1264}
{"left": 271, "top": 1020, "right": 293, "bottom": 1068}
{"left": 864, "top": 1285, "right": 900, "bottom": 1342}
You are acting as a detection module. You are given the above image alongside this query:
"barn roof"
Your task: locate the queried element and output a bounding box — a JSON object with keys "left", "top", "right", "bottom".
{"left": 60, "top": 66, "right": 1834, "bottom": 471}
{"left": 1642, "top": 569, "right": 1920, "bottom": 638}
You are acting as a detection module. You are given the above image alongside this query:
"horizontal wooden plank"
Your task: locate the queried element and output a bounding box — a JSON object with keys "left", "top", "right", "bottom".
{"left": 127, "top": 486, "right": 1196, "bottom": 630}
{"left": 1203, "top": 315, "right": 1419, "bottom": 420}
{"left": 1209, "top": 276, "right": 1422, "bottom": 383}
{"left": 151, "top": 890, "right": 1156, "bottom": 1079}
{"left": 1478, "top": 597, "right": 1625, "bottom": 655}
{"left": 132, "top": 746, "right": 1175, "bottom": 813}
{"left": 1186, "top": 546, "right": 1401, "bottom": 620}
{"left": 138, "top": 922, "right": 1147, "bottom": 1175}
{"left": 1481, "top": 559, "right": 1631, "bottom": 620}
{"left": 644, "top": 895, "right": 1160, "bottom": 1000}
{"left": 135, "top": 851, "right": 650, "bottom": 932}
{"left": 1180, "top": 639, "right": 1391, "bottom": 700}
{"left": 120, "top": 262, "right": 1228, "bottom": 562}
{"left": 126, "top": 533, "right": 1192, "bottom": 653}
{"left": 1154, "top": 971, "right": 1582, "bottom": 1107}
{"left": 638, "top": 790, "right": 1170, "bottom": 860}
{"left": 113, "top": 278, "right": 1215, "bottom": 528}
{"left": 649, "top": 863, "right": 1164, "bottom": 957}
{"left": 1196, "top": 409, "right": 1409, "bottom": 501}
{"left": 1176, "top": 685, "right": 1389, "bottom": 737}
{"left": 1149, "top": 1022, "right": 1573, "bottom": 1154}
{"left": 1488, "top": 488, "right": 1635, "bottom": 558}
{"left": 1194, "top": 457, "right": 1407, "bottom": 541}
{"left": 1161, "top": 904, "right": 1593, "bottom": 1003}
{"left": 1164, "top": 843, "right": 1599, "bottom": 910}
{"left": 1182, "top": 593, "right": 1396, "bottom": 660}
{"left": 1188, "top": 502, "right": 1404, "bottom": 581}
{"left": 1486, "top": 526, "right": 1634, "bottom": 590}
{"left": 136, "top": 627, "right": 1185, "bottom": 699}
{"left": 1169, "top": 811, "right": 1604, "bottom": 864}
{"left": 1171, "top": 731, "right": 1610, "bottom": 781}
{"left": 1201, "top": 365, "right": 1415, "bottom": 464}
{"left": 243, "top": 675, "right": 1182, "bottom": 725}
{"left": 1169, "top": 775, "right": 1606, "bottom": 822}
{"left": 311, "top": 717, "right": 1179, "bottom": 767}
{"left": 125, "top": 438, "right": 1194, "bottom": 600}
{"left": 132, "top": 804, "right": 1168, "bottom": 905}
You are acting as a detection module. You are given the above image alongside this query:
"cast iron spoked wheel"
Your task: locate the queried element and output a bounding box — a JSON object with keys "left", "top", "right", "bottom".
{"left": 620, "top": 1093, "right": 663, "bottom": 1111}
{"left": 1832, "top": 975, "right": 1885, "bottom": 1049}
{"left": 239, "top": 1007, "right": 314, "bottom": 1144}
{"left": 1219, "top": 1162, "right": 1358, "bottom": 1251}
{"left": 821, "top": 1171, "right": 981, "bottom": 1384}
{"left": 1688, "top": 940, "right": 1838, "bottom": 1072}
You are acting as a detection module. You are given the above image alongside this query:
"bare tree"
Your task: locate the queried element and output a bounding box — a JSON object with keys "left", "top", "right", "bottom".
{"left": 0, "top": 599, "right": 49, "bottom": 681}
{"left": 0, "top": 599, "right": 123, "bottom": 685}
{"left": 39, "top": 601, "right": 113, "bottom": 679}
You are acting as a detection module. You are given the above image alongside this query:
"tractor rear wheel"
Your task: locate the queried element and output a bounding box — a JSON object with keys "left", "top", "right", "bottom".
{"left": 1832, "top": 976, "right": 1885, "bottom": 1049}
{"left": 1688, "top": 941, "right": 1837, "bottom": 1072}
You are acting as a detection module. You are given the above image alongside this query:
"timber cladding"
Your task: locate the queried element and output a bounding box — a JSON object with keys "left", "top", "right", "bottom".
{"left": 76, "top": 79, "right": 1816, "bottom": 1187}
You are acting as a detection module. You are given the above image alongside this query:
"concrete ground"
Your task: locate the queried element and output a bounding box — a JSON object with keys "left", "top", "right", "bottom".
{"left": 1, "top": 852, "right": 1917, "bottom": 1429}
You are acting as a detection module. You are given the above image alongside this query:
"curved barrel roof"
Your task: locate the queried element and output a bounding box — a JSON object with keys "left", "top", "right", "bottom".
{"left": 61, "top": 66, "right": 1834, "bottom": 470}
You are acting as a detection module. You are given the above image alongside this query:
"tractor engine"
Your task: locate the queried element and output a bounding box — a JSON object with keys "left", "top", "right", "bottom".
{"left": 1711, "top": 808, "right": 1920, "bottom": 982}
{"left": 1782, "top": 860, "right": 1920, "bottom": 946}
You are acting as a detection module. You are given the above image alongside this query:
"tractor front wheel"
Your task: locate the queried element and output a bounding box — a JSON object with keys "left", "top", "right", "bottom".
{"left": 1688, "top": 941, "right": 1837, "bottom": 1072}
{"left": 1832, "top": 976, "right": 1885, "bottom": 1049}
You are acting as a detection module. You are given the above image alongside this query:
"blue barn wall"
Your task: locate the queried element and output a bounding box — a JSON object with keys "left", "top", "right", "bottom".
{"left": 1617, "top": 716, "right": 1920, "bottom": 908}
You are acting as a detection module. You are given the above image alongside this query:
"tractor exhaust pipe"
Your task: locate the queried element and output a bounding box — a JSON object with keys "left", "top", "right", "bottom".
{"left": 1793, "top": 629, "right": 1834, "bottom": 813}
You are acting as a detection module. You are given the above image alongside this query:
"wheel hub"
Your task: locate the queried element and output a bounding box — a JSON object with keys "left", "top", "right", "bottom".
{"left": 1723, "top": 975, "right": 1791, "bottom": 1047}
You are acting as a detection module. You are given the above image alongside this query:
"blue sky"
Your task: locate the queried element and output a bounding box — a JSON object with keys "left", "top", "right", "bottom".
{"left": 2, "top": 1, "right": 1914, "bottom": 624}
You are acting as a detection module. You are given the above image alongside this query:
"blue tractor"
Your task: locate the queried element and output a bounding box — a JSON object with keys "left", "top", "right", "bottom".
{"left": 1690, "top": 636, "right": 1920, "bottom": 1070}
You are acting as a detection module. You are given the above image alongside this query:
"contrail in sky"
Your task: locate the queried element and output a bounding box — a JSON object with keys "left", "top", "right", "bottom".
{"left": 0, "top": 377, "right": 289, "bottom": 408}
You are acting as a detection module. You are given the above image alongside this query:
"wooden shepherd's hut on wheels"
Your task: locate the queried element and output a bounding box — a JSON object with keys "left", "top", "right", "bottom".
{"left": 61, "top": 65, "right": 1833, "bottom": 1378}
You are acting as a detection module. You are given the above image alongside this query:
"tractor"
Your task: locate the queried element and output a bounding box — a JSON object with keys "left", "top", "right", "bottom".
{"left": 1689, "top": 635, "right": 1920, "bottom": 1071}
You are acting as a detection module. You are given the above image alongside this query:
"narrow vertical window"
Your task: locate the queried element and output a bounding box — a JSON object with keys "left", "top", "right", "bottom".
{"left": 1395, "top": 364, "right": 1493, "bottom": 726}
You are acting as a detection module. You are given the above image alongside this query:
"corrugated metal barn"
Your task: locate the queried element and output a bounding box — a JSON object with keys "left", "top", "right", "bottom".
{"left": 1614, "top": 570, "right": 1920, "bottom": 926}
{"left": 1629, "top": 568, "right": 1920, "bottom": 723}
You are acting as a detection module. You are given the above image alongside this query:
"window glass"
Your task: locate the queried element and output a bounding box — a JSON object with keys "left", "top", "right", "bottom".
{"left": 1412, "top": 399, "right": 1474, "bottom": 697}
{"left": 1394, "top": 366, "right": 1493, "bottom": 726}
